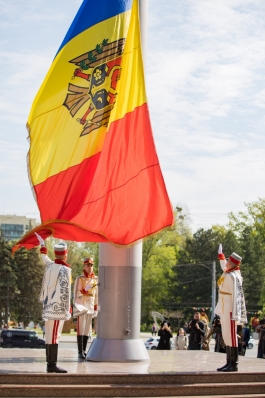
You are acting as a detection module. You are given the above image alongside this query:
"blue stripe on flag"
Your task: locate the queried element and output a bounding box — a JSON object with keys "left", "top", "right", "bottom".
{"left": 56, "top": 0, "right": 133, "bottom": 56}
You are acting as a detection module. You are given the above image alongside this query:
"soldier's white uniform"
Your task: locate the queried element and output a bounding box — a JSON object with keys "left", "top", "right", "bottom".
{"left": 215, "top": 250, "right": 247, "bottom": 372}
{"left": 215, "top": 258, "right": 246, "bottom": 346}
{"left": 73, "top": 257, "right": 98, "bottom": 358}
{"left": 74, "top": 272, "right": 98, "bottom": 335}
{"left": 40, "top": 250, "right": 71, "bottom": 344}
{"left": 37, "top": 236, "right": 71, "bottom": 373}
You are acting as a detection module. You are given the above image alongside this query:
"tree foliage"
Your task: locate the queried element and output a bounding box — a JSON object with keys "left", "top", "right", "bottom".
{"left": 141, "top": 207, "right": 191, "bottom": 328}
{"left": 11, "top": 247, "right": 43, "bottom": 325}
{"left": 228, "top": 199, "right": 265, "bottom": 314}
{"left": 0, "top": 238, "right": 43, "bottom": 326}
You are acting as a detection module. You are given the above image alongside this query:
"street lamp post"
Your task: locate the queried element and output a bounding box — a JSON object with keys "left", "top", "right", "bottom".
{"left": 211, "top": 261, "right": 216, "bottom": 321}
{"left": 197, "top": 262, "right": 216, "bottom": 321}
{"left": 5, "top": 285, "right": 9, "bottom": 325}
{"left": 175, "top": 262, "right": 216, "bottom": 321}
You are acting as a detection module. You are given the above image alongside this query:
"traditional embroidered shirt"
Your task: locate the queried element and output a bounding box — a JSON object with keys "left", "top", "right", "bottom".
{"left": 39, "top": 254, "right": 72, "bottom": 321}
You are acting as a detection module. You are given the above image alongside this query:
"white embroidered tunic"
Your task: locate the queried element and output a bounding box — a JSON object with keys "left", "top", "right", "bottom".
{"left": 215, "top": 259, "right": 247, "bottom": 323}
{"left": 39, "top": 254, "right": 72, "bottom": 321}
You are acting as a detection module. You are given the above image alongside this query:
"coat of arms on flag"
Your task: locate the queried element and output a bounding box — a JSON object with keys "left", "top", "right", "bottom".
{"left": 64, "top": 38, "right": 125, "bottom": 137}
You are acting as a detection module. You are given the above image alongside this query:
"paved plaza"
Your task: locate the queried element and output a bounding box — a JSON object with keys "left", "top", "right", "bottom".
{"left": 0, "top": 334, "right": 264, "bottom": 374}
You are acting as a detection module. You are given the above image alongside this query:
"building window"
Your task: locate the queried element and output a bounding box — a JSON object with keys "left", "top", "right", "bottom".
{"left": 0, "top": 224, "right": 24, "bottom": 240}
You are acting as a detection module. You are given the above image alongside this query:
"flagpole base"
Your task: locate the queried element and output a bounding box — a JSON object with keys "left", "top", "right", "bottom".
{"left": 86, "top": 338, "right": 150, "bottom": 362}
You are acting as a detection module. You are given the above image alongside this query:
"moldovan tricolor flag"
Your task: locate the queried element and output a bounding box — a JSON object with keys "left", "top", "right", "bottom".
{"left": 13, "top": 0, "right": 173, "bottom": 251}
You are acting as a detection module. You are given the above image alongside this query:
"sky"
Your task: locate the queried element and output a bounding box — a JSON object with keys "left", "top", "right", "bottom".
{"left": 1, "top": 0, "right": 265, "bottom": 232}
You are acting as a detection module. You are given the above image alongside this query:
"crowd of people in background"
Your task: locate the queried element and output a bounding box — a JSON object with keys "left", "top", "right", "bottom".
{"left": 152, "top": 309, "right": 265, "bottom": 359}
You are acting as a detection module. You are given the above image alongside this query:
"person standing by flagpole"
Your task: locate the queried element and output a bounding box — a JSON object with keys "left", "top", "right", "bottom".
{"left": 215, "top": 244, "right": 247, "bottom": 372}
{"left": 36, "top": 233, "right": 71, "bottom": 373}
{"left": 73, "top": 257, "right": 98, "bottom": 359}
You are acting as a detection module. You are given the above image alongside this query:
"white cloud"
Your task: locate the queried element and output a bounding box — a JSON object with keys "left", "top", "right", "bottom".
{"left": 0, "top": 50, "right": 54, "bottom": 123}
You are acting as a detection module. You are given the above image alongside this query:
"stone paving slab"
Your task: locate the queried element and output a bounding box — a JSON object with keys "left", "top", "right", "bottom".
{"left": 0, "top": 347, "right": 264, "bottom": 374}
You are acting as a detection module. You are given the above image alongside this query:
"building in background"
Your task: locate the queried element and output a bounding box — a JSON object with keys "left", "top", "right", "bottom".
{"left": 0, "top": 215, "right": 37, "bottom": 241}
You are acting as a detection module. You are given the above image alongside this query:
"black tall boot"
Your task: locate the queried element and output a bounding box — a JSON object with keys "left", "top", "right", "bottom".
{"left": 46, "top": 344, "right": 67, "bottom": 373}
{"left": 77, "top": 335, "right": 85, "bottom": 359}
{"left": 217, "top": 346, "right": 231, "bottom": 371}
{"left": 82, "top": 335, "right": 88, "bottom": 356}
{"left": 222, "top": 347, "right": 238, "bottom": 372}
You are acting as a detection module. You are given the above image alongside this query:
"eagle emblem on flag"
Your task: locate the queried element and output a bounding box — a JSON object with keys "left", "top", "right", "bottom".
{"left": 63, "top": 38, "right": 125, "bottom": 137}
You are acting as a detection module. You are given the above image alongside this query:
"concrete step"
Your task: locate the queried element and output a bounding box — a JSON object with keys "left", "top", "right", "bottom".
{"left": 1, "top": 372, "right": 265, "bottom": 385}
{"left": 1, "top": 373, "right": 265, "bottom": 397}
{"left": 1, "top": 396, "right": 265, "bottom": 398}
{"left": 1, "top": 393, "right": 265, "bottom": 398}
{"left": 173, "top": 396, "right": 265, "bottom": 398}
{"left": 160, "top": 396, "right": 265, "bottom": 398}
{"left": 1, "top": 382, "right": 265, "bottom": 397}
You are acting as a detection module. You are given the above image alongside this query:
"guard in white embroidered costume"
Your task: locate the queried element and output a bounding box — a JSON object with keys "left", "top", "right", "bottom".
{"left": 215, "top": 244, "right": 246, "bottom": 372}
{"left": 36, "top": 233, "right": 72, "bottom": 373}
{"left": 73, "top": 257, "right": 98, "bottom": 359}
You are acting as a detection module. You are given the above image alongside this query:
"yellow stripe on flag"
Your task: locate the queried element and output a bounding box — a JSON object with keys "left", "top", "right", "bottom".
{"left": 29, "top": 2, "right": 146, "bottom": 186}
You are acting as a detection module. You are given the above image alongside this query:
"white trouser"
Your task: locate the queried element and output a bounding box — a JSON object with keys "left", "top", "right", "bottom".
{"left": 77, "top": 313, "right": 93, "bottom": 336}
{"left": 220, "top": 312, "right": 238, "bottom": 347}
{"left": 45, "top": 320, "right": 64, "bottom": 344}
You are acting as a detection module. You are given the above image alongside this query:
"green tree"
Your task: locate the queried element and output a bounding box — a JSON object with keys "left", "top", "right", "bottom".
{"left": 0, "top": 238, "right": 17, "bottom": 325}
{"left": 12, "top": 247, "right": 43, "bottom": 325}
{"left": 141, "top": 232, "right": 177, "bottom": 328}
{"left": 141, "top": 207, "right": 191, "bottom": 329}
{"left": 228, "top": 198, "right": 265, "bottom": 313}
{"left": 0, "top": 239, "right": 43, "bottom": 326}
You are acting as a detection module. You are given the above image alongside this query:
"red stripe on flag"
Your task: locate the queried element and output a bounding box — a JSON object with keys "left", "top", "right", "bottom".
{"left": 35, "top": 152, "right": 101, "bottom": 221}
{"left": 18, "top": 104, "right": 173, "bottom": 247}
